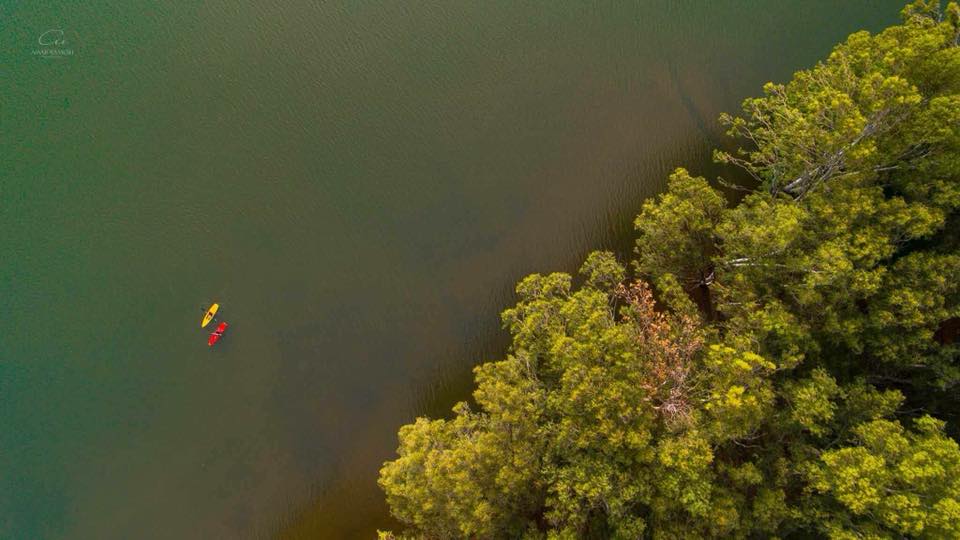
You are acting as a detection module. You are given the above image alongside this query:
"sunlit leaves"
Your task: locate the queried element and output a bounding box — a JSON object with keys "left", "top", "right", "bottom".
{"left": 717, "top": 2, "right": 960, "bottom": 198}
{"left": 811, "top": 416, "right": 960, "bottom": 538}
{"left": 381, "top": 4, "right": 960, "bottom": 538}
{"left": 634, "top": 168, "right": 726, "bottom": 286}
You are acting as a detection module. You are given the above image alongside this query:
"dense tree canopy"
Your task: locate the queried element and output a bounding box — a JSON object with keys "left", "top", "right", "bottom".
{"left": 379, "top": 3, "right": 960, "bottom": 538}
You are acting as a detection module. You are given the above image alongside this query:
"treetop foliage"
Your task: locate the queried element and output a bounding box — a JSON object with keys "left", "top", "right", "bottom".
{"left": 380, "top": 3, "right": 960, "bottom": 538}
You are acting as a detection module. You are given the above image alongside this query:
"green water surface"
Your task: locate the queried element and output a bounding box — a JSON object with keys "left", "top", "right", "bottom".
{"left": 1, "top": 2, "right": 900, "bottom": 538}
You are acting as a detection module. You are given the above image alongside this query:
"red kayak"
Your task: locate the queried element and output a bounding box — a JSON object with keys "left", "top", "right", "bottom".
{"left": 208, "top": 322, "right": 228, "bottom": 347}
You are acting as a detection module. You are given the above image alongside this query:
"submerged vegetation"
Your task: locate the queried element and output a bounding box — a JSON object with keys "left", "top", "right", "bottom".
{"left": 379, "top": 2, "right": 960, "bottom": 538}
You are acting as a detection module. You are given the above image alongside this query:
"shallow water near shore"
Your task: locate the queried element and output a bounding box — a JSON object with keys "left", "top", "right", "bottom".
{"left": 1, "top": 2, "right": 900, "bottom": 538}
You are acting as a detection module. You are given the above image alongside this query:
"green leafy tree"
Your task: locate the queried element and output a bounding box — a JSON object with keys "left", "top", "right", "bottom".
{"left": 706, "top": 0, "right": 960, "bottom": 385}
{"left": 378, "top": 359, "right": 545, "bottom": 538}
{"left": 380, "top": 3, "right": 960, "bottom": 538}
{"left": 634, "top": 168, "right": 726, "bottom": 290}
{"left": 809, "top": 416, "right": 960, "bottom": 538}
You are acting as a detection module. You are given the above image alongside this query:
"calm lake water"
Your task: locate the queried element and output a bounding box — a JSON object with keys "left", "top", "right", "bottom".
{"left": 2, "top": 2, "right": 900, "bottom": 538}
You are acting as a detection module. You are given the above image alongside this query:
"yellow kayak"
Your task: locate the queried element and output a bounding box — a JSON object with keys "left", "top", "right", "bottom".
{"left": 201, "top": 303, "right": 219, "bottom": 328}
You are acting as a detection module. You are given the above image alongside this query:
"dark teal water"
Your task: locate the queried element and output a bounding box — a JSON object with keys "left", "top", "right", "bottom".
{"left": 1, "top": 2, "right": 900, "bottom": 539}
